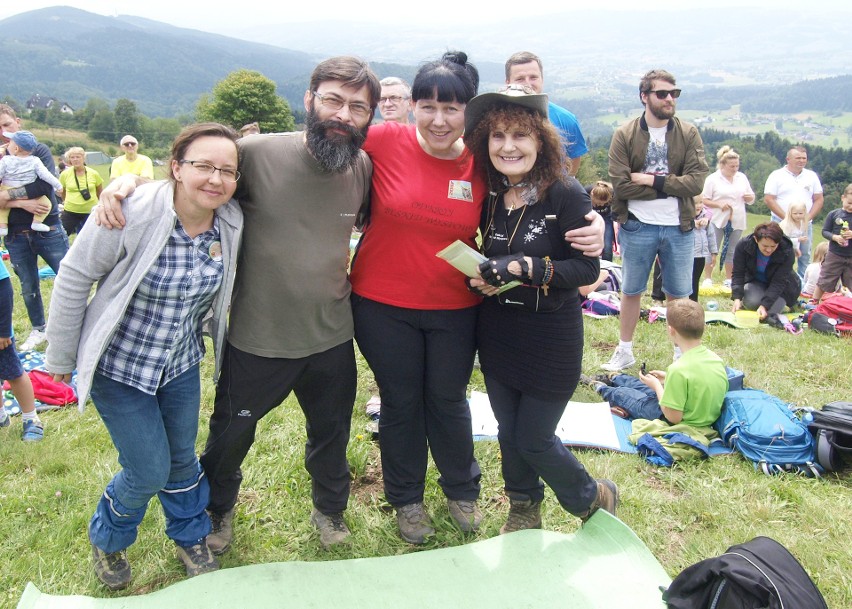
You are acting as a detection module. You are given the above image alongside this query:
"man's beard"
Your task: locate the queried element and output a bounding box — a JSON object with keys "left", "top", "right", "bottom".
{"left": 649, "top": 101, "right": 675, "bottom": 122}
{"left": 305, "top": 107, "right": 368, "bottom": 173}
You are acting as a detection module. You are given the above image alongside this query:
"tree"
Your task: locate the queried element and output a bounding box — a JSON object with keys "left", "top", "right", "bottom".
{"left": 196, "top": 70, "right": 294, "bottom": 133}
{"left": 88, "top": 109, "right": 116, "bottom": 143}
{"left": 114, "top": 99, "right": 140, "bottom": 139}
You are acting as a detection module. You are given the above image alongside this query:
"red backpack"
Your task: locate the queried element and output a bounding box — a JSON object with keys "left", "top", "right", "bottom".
{"left": 809, "top": 295, "right": 852, "bottom": 335}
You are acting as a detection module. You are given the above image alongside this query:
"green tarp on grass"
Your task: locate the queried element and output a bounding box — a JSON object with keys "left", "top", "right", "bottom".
{"left": 18, "top": 511, "right": 670, "bottom": 609}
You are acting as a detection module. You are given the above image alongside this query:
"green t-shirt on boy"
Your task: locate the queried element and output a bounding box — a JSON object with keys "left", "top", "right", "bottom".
{"left": 660, "top": 345, "right": 729, "bottom": 427}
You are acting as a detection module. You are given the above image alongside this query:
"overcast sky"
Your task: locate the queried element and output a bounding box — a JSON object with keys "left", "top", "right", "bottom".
{"left": 3, "top": 1, "right": 849, "bottom": 33}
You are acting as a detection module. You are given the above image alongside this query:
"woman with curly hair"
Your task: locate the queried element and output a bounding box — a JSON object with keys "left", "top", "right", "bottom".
{"left": 465, "top": 86, "right": 618, "bottom": 534}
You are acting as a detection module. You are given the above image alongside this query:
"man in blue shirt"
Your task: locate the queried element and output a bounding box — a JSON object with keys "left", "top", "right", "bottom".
{"left": 505, "top": 51, "right": 589, "bottom": 176}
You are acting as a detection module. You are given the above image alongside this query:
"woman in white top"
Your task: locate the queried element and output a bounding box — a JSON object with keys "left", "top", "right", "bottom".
{"left": 701, "top": 146, "right": 755, "bottom": 287}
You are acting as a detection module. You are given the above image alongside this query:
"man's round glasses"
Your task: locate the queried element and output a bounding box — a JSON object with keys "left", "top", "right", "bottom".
{"left": 379, "top": 95, "right": 410, "bottom": 104}
{"left": 312, "top": 91, "right": 372, "bottom": 118}
{"left": 180, "top": 160, "right": 240, "bottom": 182}
{"left": 647, "top": 89, "right": 682, "bottom": 100}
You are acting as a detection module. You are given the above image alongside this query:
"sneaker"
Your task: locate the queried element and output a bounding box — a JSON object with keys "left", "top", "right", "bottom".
{"left": 396, "top": 502, "right": 434, "bottom": 544}
{"left": 579, "top": 479, "right": 619, "bottom": 523}
{"left": 91, "top": 541, "right": 132, "bottom": 591}
{"left": 499, "top": 495, "right": 542, "bottom": 534}
{"left": 30, "top": 222, "right": 51, "bottom": 232}
{"left": 579, "top": 374, "right": 607, "bottom": 391}
{"left": 310, "top": 508, "right": 351, "bottom": 549}
{"left": 600, "top": 347, "right": 635, "bottom": 372}
{"left": 21, "top": 419, "right": 44, "bottom": 442}
{"left": 701, "top": 278, "right": 713, "bottom": 288}
{"left": 364, "top": 395, "right": 381, "bottom": 419}
{"left": 19, "top": 328, "right": 47, "bottom": 352}
{"left": 0, "top": 407, "right": 9, "bottom": 428}
{"left": 175, "top": 540, "right": 219, "bottom": 577}
{"left": 206, "top": 507, "right": 234, "bottom": 555}
{"left": 447, "top": 499, "right": 482, "bottom": 533}
{"left": 722, "top": 279, "right": 732, "bottom": 289}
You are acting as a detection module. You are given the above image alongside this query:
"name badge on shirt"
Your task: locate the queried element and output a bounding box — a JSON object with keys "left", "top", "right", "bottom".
{"left": 208, "top": 241, "right": 222, "bottom": 262}
{"left": 448, "top": 180, "right": 474, "bottom": 202}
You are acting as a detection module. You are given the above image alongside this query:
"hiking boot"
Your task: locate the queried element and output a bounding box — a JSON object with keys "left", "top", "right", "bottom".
{"left": 600, "top": 347, "right": 635, "bottom": 372}
{"left": 19, "top": 328, "right": 47, "bottom": 352}
{"left": 206, "top": 507, "right": 234, "bottom": 555}
{"left": 447, "top": 499, "right": 482, "bottom": 533}
{"left": 499, "top": 495, "right": 542, "bottom": 534}
{"left": 310, "top": 508, "right": 351, "bottom": 549}
{"left": 91, "top": 541, "right": 132, "bottom": 591}
{"left": 22, "top": 419, "right": 44, "bottom": 442}
{"left": 176, "top": 540, "right": 219, "bottom": 577}
{"left": 396, "top": 502, "right": 434, "bottom": 544}
{"left": 579, "top": 479, "right": 619, "bottom": 523}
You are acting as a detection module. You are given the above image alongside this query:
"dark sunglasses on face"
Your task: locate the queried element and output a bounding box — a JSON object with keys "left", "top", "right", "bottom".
{"left": 123, "top": 142, "right": 137, "bottom": 147}
{"left": 647, "top": 89, "right": 682, "bottom": 100}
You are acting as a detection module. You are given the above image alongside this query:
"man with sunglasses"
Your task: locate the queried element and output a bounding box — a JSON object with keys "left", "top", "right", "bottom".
{"left": 109, "top": 135, "right": 154, "bottom": 182}
{"left": 603, "top": 69, "right": 708, "bottom": 372}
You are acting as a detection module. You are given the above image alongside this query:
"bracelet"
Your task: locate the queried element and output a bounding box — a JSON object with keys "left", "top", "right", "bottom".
{"left": 541, "top": 256, "right": 554, "bottom": 295}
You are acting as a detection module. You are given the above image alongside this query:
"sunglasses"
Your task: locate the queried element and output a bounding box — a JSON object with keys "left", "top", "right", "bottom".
{"left": 646, "top": 89, "right": 681, "bottom": 100}
{"left": 123, "top": 142, "right": 137, "bottom": 147}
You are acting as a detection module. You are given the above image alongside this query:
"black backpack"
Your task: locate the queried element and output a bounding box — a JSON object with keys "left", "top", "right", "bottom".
{"left": 663, "top": 536, "right": 827, "bottom": 609}
{"left": 809, "top": 401, "right": 852, "bottom": 472}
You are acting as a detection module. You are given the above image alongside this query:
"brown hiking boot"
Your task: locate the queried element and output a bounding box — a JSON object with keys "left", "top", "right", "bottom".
{"left": 579, "top": 479, "right": 619, "bottom": 523}
{"left": 206, "top": 507, "right": 235, "bottom": 555}
{"left": 499, "top": 495, "right": 542, "bottom": 534}
{"left": 310, "top": 508, "right": 351, "bottom": 549}
{"left": 396, "top": 502, "right": 435, "bottom": 544}
{"left": 91, "top": 542, "right": 132, "bottom": 591}
{"left": 447, "top": 499, "right": 482, "bottom": 532}
{"left": 175, "top": 540, "right": 220, "bottom": 577}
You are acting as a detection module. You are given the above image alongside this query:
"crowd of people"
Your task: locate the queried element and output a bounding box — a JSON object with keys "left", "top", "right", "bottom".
{"left": 0, "top": 51, "right": 850, "bottom": 593}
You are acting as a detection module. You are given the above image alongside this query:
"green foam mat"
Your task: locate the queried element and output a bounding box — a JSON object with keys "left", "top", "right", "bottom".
{"left": 18, "top": 511, "right": 670, "bottom": 609}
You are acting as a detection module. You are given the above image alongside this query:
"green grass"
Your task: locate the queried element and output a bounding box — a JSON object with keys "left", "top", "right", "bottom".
{"left": 1, "top": 222, "right": 850, "bottom": 607}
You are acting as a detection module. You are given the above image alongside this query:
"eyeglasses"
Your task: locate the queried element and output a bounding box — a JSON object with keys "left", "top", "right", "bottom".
{"left": 379, "top": 95, "right": 410, "bottom": 104}
{"left": 179, "top": 160, "right": 240, "bottom": 182}
{"left": 312, "top": 91, "right": 372, "bottom": 119}
{"left": 646, "top": 89, "right": 681, "bottom": 100}
{"left": 123, "top": 142, "right": 137, "bottom": 147}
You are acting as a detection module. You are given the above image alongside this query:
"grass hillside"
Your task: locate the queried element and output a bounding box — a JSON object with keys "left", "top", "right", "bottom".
{"left": 0, "top": 213, "right": 850, "bottom": 607}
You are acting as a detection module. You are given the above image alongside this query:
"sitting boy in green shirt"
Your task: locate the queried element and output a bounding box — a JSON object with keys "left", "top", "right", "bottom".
{"left": 582, "top": 299, "right": 728, "bottom": 427}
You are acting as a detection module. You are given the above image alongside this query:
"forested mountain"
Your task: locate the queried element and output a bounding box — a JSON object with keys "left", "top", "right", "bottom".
{"left": 1, "top": 6, "right": 319, "bottom": 116}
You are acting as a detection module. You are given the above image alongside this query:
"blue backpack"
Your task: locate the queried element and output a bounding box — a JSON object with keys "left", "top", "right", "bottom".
{"left": 714, "top": 389, "right": 821, "bottom": 477}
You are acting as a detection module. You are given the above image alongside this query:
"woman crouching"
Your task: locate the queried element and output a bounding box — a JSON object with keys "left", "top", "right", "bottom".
{"left": 46, "top": 123, "right": 243, "bottom": 590}
{"left": 465, "top": 86, "right": 618, "bottom": 533}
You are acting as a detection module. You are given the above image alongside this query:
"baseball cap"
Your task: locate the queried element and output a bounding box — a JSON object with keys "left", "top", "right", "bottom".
{"left": 2, "top": 130, "right": 39, "bottom": 152}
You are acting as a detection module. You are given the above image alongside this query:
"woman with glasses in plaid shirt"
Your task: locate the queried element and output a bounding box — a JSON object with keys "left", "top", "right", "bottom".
{"left": 45, "top": 123, "right": 243, "bottom": 591}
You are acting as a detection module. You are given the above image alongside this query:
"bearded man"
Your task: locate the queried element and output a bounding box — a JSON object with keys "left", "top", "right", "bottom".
{"left": 96, "top": 56, "right": 380, "bottom": 552}
{"left": 603, "top": 69, "right": 708, "bottom": 372}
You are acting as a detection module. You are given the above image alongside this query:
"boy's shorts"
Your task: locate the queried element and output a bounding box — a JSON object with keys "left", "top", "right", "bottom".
{"left": 0, "top": 338, "right": 25, "bottom": 382}
{"left": 817, "top": 250, "right": 852, "bottom": 293}
{"left": 618, "top": 216, "right": 694, "bottom": 297}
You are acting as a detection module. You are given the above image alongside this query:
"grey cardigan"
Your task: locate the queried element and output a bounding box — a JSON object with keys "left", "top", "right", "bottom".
{"left": 45, "top": 181, "right": 243, "bottom": 409}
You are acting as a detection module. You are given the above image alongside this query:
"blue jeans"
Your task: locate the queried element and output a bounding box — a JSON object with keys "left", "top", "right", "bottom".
{"left": 4, "top": 227, "right": 69, "bottom": 328}
{"left": 618, "top": 217, "right": 694, "bottom": 298}
{"left": 602, "top": 216, "right": 615, "bottom": 262}
{"left": 89, "top": 366, "right": 211, "bottom": 553}
{"left": 598, "top": 375, "right": 664, "bottom": 421}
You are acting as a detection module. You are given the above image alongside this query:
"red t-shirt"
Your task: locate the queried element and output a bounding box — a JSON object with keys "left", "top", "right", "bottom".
{"left": 350, "top": 123, "right": 484, "bottom": 310}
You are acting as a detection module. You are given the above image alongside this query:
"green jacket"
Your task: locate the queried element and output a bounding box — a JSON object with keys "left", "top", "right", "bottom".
{"left": 608, "top": 114, "right": 709, "bottom": 232}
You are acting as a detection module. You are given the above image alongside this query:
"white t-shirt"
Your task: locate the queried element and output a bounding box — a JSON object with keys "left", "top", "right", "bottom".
{"left": 763, "top": 167, "right": 822, "bottom": 218}
{"left": 628, "top": 125, "right": 679, "bottom": 226}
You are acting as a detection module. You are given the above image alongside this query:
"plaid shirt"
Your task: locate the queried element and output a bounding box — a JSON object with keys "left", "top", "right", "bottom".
{"left": 97, "top": 218, "right": 223, "bottom": 394}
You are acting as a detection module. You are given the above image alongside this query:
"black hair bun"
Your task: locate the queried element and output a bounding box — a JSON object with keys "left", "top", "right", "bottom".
{"left": 442, "top": 50, "right": 468, "bottom": 66}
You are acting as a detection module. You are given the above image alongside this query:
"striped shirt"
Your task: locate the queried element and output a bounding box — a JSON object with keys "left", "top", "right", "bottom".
{"left": 96, "top": 218, "right": 223, "bottom": 394}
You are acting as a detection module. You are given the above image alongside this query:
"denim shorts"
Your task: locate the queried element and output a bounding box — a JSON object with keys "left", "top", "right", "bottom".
{"left": 0, "top": 338, "right": 25, "bottom": 381}
{"left": 618, "top": 216, "right": 694, "bottom": 297}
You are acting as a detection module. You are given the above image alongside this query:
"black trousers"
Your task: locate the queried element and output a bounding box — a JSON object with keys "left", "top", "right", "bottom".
{"left": 352, "top": 295, "right": 481, "bottom": 507}
{"left": 200, "top": 340, "right": 356, "bottom": 514}
{"left": 484, "top": 374, "right": 597, "bottom": 514}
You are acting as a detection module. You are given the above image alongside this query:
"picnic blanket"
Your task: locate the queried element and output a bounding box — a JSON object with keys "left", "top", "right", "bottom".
{"left": 2, "top": 351, "right": 78, "bottom": 415}
{"left": 469, "top": 390, "right": 733, "bottom": 457}
{"left": 17, "top": 510, "right": 672, "bottom": 609}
